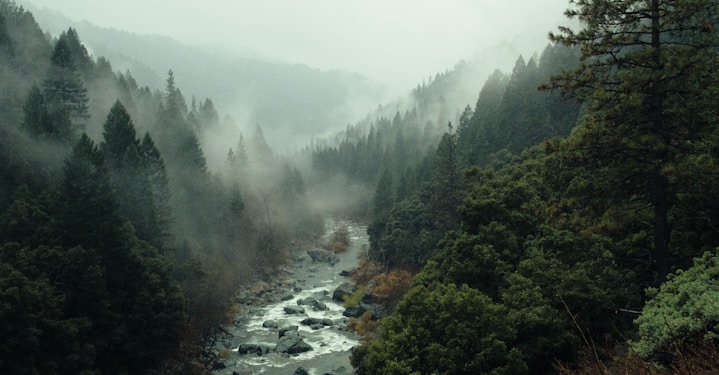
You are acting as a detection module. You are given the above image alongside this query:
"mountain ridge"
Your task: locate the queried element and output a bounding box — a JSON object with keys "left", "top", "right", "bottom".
{"left": 22, "top": 1, "right": 388, "bottom": 150}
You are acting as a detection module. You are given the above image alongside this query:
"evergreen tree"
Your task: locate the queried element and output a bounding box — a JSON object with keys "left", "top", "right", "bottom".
{"left": 469, "top": 69, "right": 509, "bottom": 165}
{"left": 140, "top": 132, "right": 172, "bottom": 248}
{"left": 158, "top": 69, "right": 186, "bottom": 128}
{"left": 101, "top": 101, "right": 162, "bottom": 246}
{"left": 431, "top": 123, "right": 464, "bottom": 230}
{"left": 252, "top": 123, "right": 273, "bottom": 160}
{"left": 56, "top": 28, "right": 92, "bottom": 75}
{"left": 21, "top": 85, "right": 48, "bottom": 134}
{"left": 198, "top": 98, "right": 220, "bottom": 127}
{"left": 367, "top": 169, "right": 395, "bottom": 265}
{"left": 21, "top": 85, "right": 74, "bottom": 142}
{"left": 102, "top": 100, "right": 139, "bottom": 167}
{"left": 43, "top": 31, "right": 89, "bottom": 125}
{"left": 236, "top": 133, "right": 249, "bottom": 168}
{"left": 545, "top": 0, "right": 719, "bottom": 283}
{"left": 55, "top": 133, "right": 123, "bottom": 251}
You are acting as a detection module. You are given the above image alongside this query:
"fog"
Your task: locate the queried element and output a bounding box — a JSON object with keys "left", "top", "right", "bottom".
{"left": 20, "top": 0, "right": 570, "bottom": 96}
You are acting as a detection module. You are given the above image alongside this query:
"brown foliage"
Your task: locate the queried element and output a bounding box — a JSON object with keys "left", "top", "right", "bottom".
{"left": 348, "top": 311, "right": 379, "bottom": 342}
{"left": 352, "top": 254, "right": 383, "bottom": 285}
{"left": 322, "top": 225, "right": 350, "bottom": 253}
{"left": 370, "top": 269, "right": 413, "bottom": 312}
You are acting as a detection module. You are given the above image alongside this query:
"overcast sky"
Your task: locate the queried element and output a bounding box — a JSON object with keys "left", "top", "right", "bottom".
{"left": 20, "top": 0, "right": 572, "bottom": 91}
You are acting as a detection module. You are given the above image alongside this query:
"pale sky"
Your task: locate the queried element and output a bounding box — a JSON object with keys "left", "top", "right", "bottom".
{"left": 20, "top": 0, "right": 571, "bottom": 91}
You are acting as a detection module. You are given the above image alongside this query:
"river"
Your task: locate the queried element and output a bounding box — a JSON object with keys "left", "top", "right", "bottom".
{"left": 212, "top": 219, "right": 367, "bottom": 375}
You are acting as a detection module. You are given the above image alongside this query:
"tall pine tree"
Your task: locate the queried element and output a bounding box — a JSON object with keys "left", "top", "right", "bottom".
{"left": 545, "top": 0, "right": 719, "bottom": 283}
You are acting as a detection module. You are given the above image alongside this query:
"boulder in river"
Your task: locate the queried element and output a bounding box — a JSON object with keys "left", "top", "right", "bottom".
{"left": 284, "top": 305, "right": 305, "bottom": 314}
{"left": 306, "top": 248, "right": 340, "bottom": 265}
{"left": 296, "top": 297, "right": 318, "bottom": 306}
{"left": 300, "top": 317, "right": 333, "bottom": 327}
{"left": 275, "top": 334, "right": 313, "bottom": 354}
{"left": 279, "top": 325, "right": 299, "bottom": 337}
{"left": 293, "top": 367, "right": 310, "bottom": 375}
{"left": 342, "top": 305, "right": 367, "bottom": 318}
{"left": 262, "top": 320, "right": 278, "bottom": 328}
{"left": 332, "top": 282, "right": 356, "bottom": 302}
{"left": 236, "top": 343, "right": 272, "bottom": 356}
{"left": 313, "top": 301, "right": 329, "bottom": 311}
{"left": 339, "top": 268, "right": 357, "bottom": 277}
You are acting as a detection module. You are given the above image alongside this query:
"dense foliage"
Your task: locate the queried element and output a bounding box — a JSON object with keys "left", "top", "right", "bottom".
{"left": 344, "top": 1, "right": 719, "bottom": 374}
{"left": 3, "top": 0, "right": 719, "bottom": 373}
{"left": 0, "top": 1, "right": 323, "bottom": 373}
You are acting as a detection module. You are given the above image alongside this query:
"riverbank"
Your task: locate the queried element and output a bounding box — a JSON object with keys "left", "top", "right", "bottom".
{"left": 211, "top": 220, "right": 367, "bottom": 375}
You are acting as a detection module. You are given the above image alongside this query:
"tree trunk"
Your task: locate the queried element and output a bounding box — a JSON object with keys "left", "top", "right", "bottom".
{"left": 650, "top": 0, "right": 670, "bottom": 284}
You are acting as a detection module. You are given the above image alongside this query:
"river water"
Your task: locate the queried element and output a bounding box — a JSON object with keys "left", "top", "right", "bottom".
{"left": 213, "top": 219, "right": 367, "bottom": 375}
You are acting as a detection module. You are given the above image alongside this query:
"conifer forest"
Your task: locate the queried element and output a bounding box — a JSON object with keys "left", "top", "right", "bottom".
{"left": 1, "top": 1, "right": 719, "bottom": 374}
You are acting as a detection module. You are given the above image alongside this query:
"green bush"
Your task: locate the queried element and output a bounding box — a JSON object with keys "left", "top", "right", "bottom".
{"left": 356, "top": 283, "right": 527, "bottom": 374}
{"left": 632, "top": 249, "right": 719, "bottom": 359}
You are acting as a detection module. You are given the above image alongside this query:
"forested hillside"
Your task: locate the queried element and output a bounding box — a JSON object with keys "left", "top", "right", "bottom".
{"left": 335, "top": 1, "right": 719, "bottom": 374}
{"left": 24, "top": 2, "right": 386, "bottom": 152}
{"left": 0, "top": 2, "right": 322, "bottom": 373}
{"left": 3, "top": 0, "right": 719, "bottom": 374}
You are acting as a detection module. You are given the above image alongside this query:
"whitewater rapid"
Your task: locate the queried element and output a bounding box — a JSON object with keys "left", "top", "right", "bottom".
{"left": 215, "top": 219, "right": 367, "bottom": 375}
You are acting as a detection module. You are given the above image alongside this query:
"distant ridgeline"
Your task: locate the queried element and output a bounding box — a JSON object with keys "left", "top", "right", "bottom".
{"left": 309, "top": 42, "right": 581, "bottom": 195}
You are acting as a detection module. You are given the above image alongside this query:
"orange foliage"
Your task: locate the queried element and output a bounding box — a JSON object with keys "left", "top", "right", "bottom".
{"left": 370, "top": 269, "right": 413, "bottom": 312}
{"left": 348, "top": 311, "right": 378, "bottom": 342}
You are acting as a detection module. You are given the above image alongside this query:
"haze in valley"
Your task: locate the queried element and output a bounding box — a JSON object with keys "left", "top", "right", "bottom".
{"left": 20, "top": 0, "right": 570, "bottom": 97}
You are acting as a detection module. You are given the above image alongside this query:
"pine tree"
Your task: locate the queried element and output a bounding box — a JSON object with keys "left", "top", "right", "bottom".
{"left": 101, "top": 101, "right": 164, "bottom": 245}
{"left": 56, "top": 133, "right": 123, "bottom": 251}
{"left": 102, "top": 100, "right": 139, "bottom": 168}
{"left": 198, "top": 98, "right": 220, "bottom": 127}
{"left": 158, "top": 69, "right": 186, "bottom": 128}
{"left": 43, "top": 31, "right": 89, "bottom": 125}
{"left": 140, "top": 132, "right": 173, "bottom": 248}
{"left": 431, "top": 123, "right": 464, "bottom": 230}
{"left": 545, "top": 0, "right": 719, "bottom": 283}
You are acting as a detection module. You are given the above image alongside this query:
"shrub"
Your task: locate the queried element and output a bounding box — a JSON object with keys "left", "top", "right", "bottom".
{"left": 323, "top": 225, "right": 350, "bottom": 253}
{"left": 632, "top": 249, "right": 719, "bottom": 360}
{"left": 352, "top": 254, "right": 383, "bottom": 285}
{"left": 348, "top": 311, "right": 378, "bottom": 341}
{"left": 370, "top": 269, "right": 413, "bottom": 312}
{"left": 343, "top": 286, "right": 367, "bottom": 308}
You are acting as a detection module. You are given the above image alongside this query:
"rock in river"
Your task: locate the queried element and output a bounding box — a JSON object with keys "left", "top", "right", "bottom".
{"left": 300, "top": 317, "right": 333, "bottom": 328}
{"left": 332, "top": 282, "right": 356, "bottom": 302}
{"left": 236, "top": 343, "right": 272, "bottom": 356}
{"left": 279, "top": 325, "right": 299, "bottom": 337}
{"left": 342, "top": 305, "right": 367, "bottom": 318}
{"left": 284, "top": 305, "right": 305, "bottom": 314}
{"left": 306, "top": 248, "right": 340, "bottom": 265}
{"left": 275, "top": 333, "right": 313, "bottom": 354}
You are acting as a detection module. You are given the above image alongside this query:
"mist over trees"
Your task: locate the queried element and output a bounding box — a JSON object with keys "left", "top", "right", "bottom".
{"left": 345, "top": 1, "right": 719, "bottom": 374}
{"left": 25, "top": 2, "right": 387, "bottom": 151}
{"left": 0, "top": 1, "right": 323, "bottom": 372}
{"left": 2, "top": 0, "right": 719, "bottom": 374}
